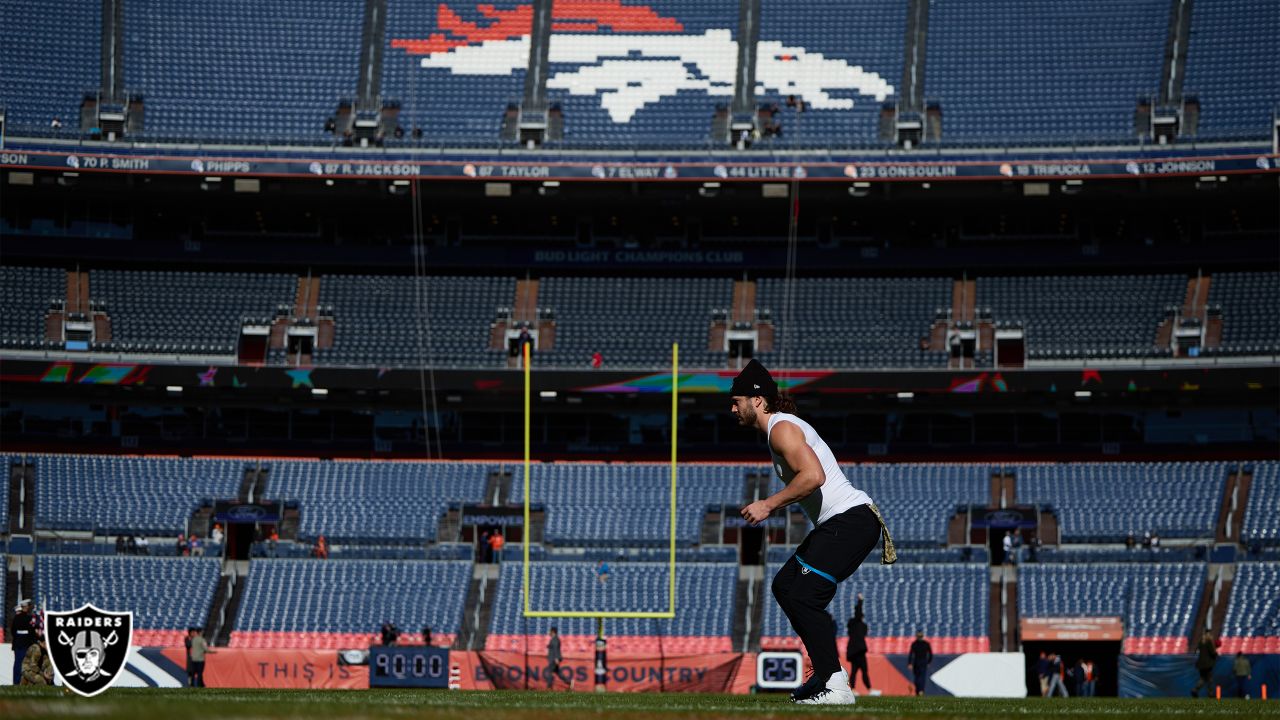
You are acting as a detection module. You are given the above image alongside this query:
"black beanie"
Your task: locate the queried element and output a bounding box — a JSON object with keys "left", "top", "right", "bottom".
{"left": 730, "top": 359, "right": 778, "bottom": 397}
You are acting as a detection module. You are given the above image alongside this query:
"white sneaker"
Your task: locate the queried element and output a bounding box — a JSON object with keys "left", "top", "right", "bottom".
{"left": 794, "top": 670, "right": 857, "bottom": 705}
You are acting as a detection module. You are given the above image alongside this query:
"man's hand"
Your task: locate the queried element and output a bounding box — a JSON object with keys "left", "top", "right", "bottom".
{"left": 741, "top": 500, "right": 772, "bottom": 525}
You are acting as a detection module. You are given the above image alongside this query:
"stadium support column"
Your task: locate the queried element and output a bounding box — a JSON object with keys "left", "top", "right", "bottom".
{"left": 1148, "top": 0, "right": 1196, "bottom": 142}
{"left": 516, "top": 0, "right": 555, "bottom": 146}
{"left": 892, "top": 0, "right": 931, "bottom": 147}
{"left": 86, "top": 0, "right": 133, "bottom": 138}
{"left": 349, "top": 0, "right": 393, "bottom": 145}
{"left": 725, "top": 0, "right": 762, "bottom": 143}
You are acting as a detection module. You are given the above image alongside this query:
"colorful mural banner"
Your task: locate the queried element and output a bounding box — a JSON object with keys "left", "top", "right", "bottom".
{"left": 156, "top": 647, "right": 369, "bottom": 689}
{"left": 472, "top": 651, "right": 753, "bottom": 693}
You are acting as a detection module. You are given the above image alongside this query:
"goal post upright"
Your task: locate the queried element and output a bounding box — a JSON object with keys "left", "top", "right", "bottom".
{"left": 521, "top": 342, "right": 679, "bottom": 621}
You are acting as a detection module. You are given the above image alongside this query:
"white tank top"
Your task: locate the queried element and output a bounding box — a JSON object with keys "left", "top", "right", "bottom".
{"left": 767, "top": 412, "right": 872, "bottom": 526}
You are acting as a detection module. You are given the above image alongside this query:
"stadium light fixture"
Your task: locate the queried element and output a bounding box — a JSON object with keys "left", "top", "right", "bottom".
{"left": 539, "top": 390, "right": 557, "bottom": 399}
{"left": 698, "top": 182, "right": 720, "bottom": 198}
{"left": 165, "top": 385, "right": 183, "bottom": 395}
{"left": 848, "top": 182, "right": 872, "bottom": 197}
{"left": 1074, "top": 390, "right": 1092, "bottom": 399}
{"left": 896, "top": 391, "right": 914, "bottom": 400}
{"left": 312, "top": 388, "right": 329, "bottom": 397}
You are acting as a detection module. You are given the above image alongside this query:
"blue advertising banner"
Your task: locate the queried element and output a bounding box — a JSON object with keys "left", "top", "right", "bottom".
{"left": 1, "top": 143, "right": 1276, "bottom": 183}
{"left": 1119, "top": 654, "right": 1280, "bottom": 698}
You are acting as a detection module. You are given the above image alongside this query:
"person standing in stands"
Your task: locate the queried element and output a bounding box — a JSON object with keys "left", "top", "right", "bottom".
{"left": 422, "top": 625, "right": 432, "bottom": 647}
{"left": 1233, "top": 652, "right": 1251, "bottom": 698}
{"left": 480, "top": 529, "right": 492, "bottom": 563}
{"left": 9, "top": 599, "right": 35, "bottom": 685}
{"left": 1192, "top": 630, "right": 1219, "bottom": 697}
{"left": 545, "top": 627, "right": 564, "bottom": 689}
{"left": 732, "top": 359, "right": 894, "bottom": 706}
{"left": 188, "top": 628, "right": 214, "bottom": 687}
{"left": 488, "top": 529, "right": 504, "bottom": 564}
{"left": 845, "top": 593, "right": 872, "bottom": 694}
{"left": 591, "top": 351, "right": 603, "bottom": 370}
{"left": 908, "top": 631, "right": 933, "bottom": 696}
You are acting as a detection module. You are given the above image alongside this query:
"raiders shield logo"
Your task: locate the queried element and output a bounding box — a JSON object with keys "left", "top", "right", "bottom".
{"left": 43, "top": 604, "right": 133, "bottom": 697}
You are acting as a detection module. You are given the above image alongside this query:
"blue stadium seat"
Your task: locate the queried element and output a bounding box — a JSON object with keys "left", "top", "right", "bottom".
{"left": 35, "top": 554, "right": 221, "bottom": 639}
{"left": 1020, "top": 562, "right": 1205, "bottom": 641}
{"left": 487, "top": 560, "right": 737, "bottom": 640}
{"left": 755, "top": 277, "right": 951, "bottom": 369}
{"left": 535, "top": 276, "right": 731, "bottom": 369}
{"left": 924, "top": 0, "right": 1168, "bottom": 145}
{"left": 34, "top": 455, "right": 244, "bottom": 535}
{"left": 233, "top": 558, "right": 472, "bottom": 640}
{"left": 1182, "top": 0, "right": 1280, "bottom": 140}
{"left": 1018, "top": 462, "right": 1227, "bottom": 542}
{"left": 511, "top": 463, "right": 746, "bottom": 546}
{"left": 264, "top": 460, "right": 490, "bottom": 543}
{"left": 761, "top": 560, "right": 988, "bottom": 648}
{"left": 1242, "top": 462, "right": 1279, "bottom": 546}
{"left": 0, "top": 266, "right": 63, "bottom": 349}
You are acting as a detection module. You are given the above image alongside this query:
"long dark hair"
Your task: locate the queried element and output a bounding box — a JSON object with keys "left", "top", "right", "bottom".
{"left": 764, "top": 393, "right": 797, "bottom": 414}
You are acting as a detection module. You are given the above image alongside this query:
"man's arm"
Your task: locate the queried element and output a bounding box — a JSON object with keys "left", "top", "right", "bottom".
{"left": 740, "top": 421, "right": 823, "bottom": 524}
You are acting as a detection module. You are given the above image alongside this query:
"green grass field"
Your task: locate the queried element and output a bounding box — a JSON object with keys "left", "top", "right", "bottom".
{"left": 2, "top": 687, "right": 1277, "bottom": 720}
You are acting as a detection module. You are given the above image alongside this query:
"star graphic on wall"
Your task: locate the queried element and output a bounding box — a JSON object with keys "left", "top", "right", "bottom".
{"left": 197, "top": 367, "right": 218, "bottom": 387}
{"left": 285, "top": 368, "right": 315, "bottom": 389}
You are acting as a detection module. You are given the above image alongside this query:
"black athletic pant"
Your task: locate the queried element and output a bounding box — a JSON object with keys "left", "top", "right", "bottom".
{"left": 848, "top": 652, "right": 871, "bottom": 690}
{"left": 772, "top": 504, "right": 881, "bottom": 679}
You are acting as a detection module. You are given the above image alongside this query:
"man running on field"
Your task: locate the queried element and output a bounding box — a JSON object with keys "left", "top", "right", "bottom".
{"left": 732, "top": 359, "right": 895, "bottom": 705}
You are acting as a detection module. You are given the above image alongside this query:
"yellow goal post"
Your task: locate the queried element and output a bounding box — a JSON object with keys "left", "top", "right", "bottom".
{"left": 521, "top": 341, "right": 678, "bottom": 620}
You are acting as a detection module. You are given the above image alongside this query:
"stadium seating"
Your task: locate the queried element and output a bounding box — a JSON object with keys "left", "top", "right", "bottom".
{"left": 0, "top": 554, "right": 5, "bottom": 642}
{"left": 34, "top": 455, "right": 244, "bottom": 535}
{"left": 1019, "top": 562, "right": 1205, "bottom": 654}
{"left": 89, "top": 269, "right": 295, "bottom": 355}
{"left": 754, "top": 277, "right": 951, "bottom": 369}
{"left": 231, "top": 558, "right": 472, "bottom": 648}
{"left": 535, "top": 276, "right": 730, "bottom": 369}
{"left": 838, "top": 464, "right": 990, "bottom": 546}
{"left": 1034, "top": 545, "right": 1206, "bottom": 564}
{"left": 754, "top": 0, "right": 902, "bottom": 148}
{"left": 122, "top": 0, "right": 362, "bottom": 143}
{"left": 263, "top": 460, "right": 490, "bottom": 543}
{"left": 760, "top": 560, "right": 988, "bottom": 654}
{"left": 980, "top": 274, "right": 1185, "bottom": 360}
{"left": 1017, "top": 462, "right": 1227, "bottom": 542}
{"left": 1241, "top": 462, "right": 1279, "bottom": 546}
{"left": 0, "top": 456, "right": 10, "bottom": 533}
{"left": 540, "top": 0, "right": 736, "bottom": 148}
{"left": 485, "top": 560, "right": 737, "bottom": 655}
{"left": 924, "top": 0, "right": 1168, "bottom": 146}
{"left": 1182, "top": 0, "right": 1280, "bottom": 140}
{"left": 317, "top": 274, "right": 514, "bottom": 367}
{"left": 0, "top": 266, "right": 63, "bottom": 349}
{"left": 0, "top": 0, "right": 98, "bottom": 135}
{"left": 1219, "top": 561, "right": 1280, "bottom": 653}
{"left": 1, "top": 1, "right": 1276, "bottom": 146}
{"left": 1206, "top": 273, "right": 1280, "bottom": 356}
{"left": 511, "top": 463, "right": 746, "bottom": 546}
{"left": 35, "top": 554, "right": 221, "bottom": 647}
{"left": 383, "top": 0, "right": 527, "bottom": 146}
